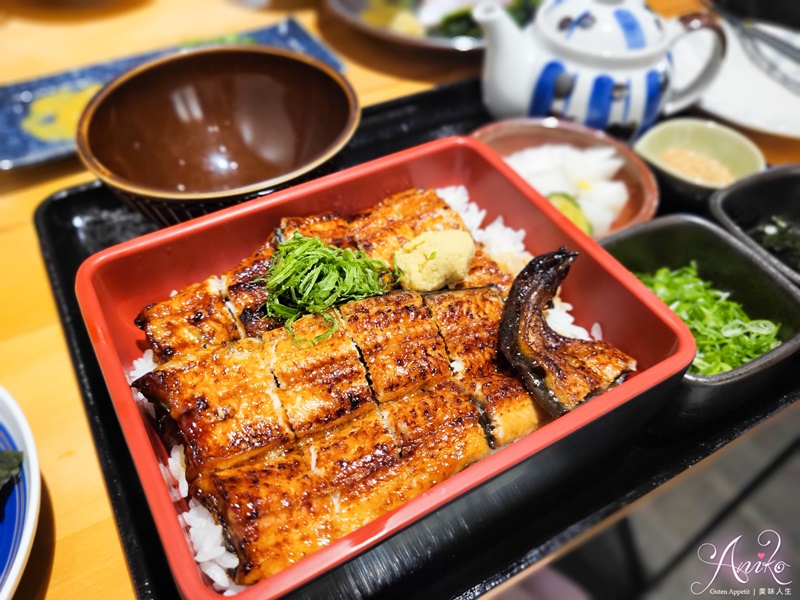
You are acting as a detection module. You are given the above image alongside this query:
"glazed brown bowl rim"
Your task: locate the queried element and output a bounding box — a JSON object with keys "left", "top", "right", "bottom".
{"left": 470, "top": 116, "right": 660, "bottom": 234}
{"left": 75, "top": 45, "right": 361, "bottom": 202}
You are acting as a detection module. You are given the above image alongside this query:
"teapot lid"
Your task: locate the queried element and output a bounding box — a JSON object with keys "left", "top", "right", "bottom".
{"left": 537, "top": 0, "right": 665, "bottom": 55}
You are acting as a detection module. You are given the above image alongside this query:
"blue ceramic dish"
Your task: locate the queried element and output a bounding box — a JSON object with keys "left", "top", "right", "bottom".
{"left": 0, "top": 386, "right": 40, "bottom": 598}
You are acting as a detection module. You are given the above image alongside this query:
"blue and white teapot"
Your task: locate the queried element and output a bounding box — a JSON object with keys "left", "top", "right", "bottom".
{"left": 473, "top": 0, "right": 726, "bottom": 138}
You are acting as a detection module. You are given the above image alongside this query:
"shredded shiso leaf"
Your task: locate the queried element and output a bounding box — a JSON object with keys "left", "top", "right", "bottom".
{"left": 262, "top": 233, "right": 397, "bottom": 346}
{"left": 635, "top": 262, "right": 781, "bottom": 376}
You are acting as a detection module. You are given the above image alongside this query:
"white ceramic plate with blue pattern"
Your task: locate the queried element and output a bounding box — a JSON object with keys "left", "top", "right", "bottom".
{"left": 0, "top": 387, "right": 40, "bottom": 600}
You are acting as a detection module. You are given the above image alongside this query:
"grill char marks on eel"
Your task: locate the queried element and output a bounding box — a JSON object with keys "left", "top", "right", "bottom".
{"left": 278, "top": 212, "right": 357, "bottom": 249}
{"left": 264, "top": 310, "right": 376, "bottom": 439}
{"left": 424, "top": 287, "right": 550, "bottom": 446}
{"left": 338, "top": 290, "right": 452, "bottom": 403}
{"left": 337, "top": 290, "right": 491, "bottom": 476}
{"left": 128, "top": 189, "right": 539, "bottom": 585}
{"left": 349, "top": 188, "right": 513, "bottom": 293}
{"left": 133, "top": 311, "right": 377, "bottom": 480}
{"left": 499, "top": 249, "right": 637, "bottom": 418}
{"left": 134, "top": 293, "right": 493, "bottom": 585}
{"left": 349, "top": 188, "right": 465, "bottom": 266}
{"left": 134, "top": 277, "right": 240, "bottom": 364}
{"left": 132, "top": 337, "right": 294, "bottom": 481}
{"left": 134, "top": 235, "right": 283, "bottom": 363}
{"left": 222, "top": 237, "right": 282, "bottom": 339}
{"left": 134, "top": 188, "right": 516, "bottom": 363}
{"left": 337, "top": 290, "right": 491, "bottom": 518}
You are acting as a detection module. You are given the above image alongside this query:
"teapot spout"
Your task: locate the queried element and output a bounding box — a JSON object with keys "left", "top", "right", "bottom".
{"left": 472, "top": 1, "right": 531, "bottom": 119}
{"left": 472, "top": 1, "right": 525, "bottom": 47}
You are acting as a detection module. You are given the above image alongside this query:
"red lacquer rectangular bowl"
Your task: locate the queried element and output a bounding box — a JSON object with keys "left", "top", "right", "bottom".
{"left": 75, "top": 136, "right": 695, "bottom": 599}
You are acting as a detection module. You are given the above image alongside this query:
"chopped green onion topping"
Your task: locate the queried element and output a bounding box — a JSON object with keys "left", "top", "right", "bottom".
{"left": 262, "top": 233, "right": 397, "bottom": 346}
{"left": 635, "top": 262, "right": 781, "bottom": 376}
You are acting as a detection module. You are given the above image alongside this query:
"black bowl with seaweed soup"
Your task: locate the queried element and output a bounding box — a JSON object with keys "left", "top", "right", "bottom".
{"left": 601, "top": 213, "right": 800, "bottom": 434}
{"left": 709, "top": 165, "right": 800, "bottom": 288}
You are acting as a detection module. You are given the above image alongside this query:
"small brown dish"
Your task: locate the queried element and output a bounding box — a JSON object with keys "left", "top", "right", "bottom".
{"left": 76, "top": 46, "right": 360, "bottom": 227}
{"left": 710, "top": 165, "right": 800, "bottom": 288}
{"left": 472, "top": 117, "right": 659, "bottom": 239}
{"left": 601, "top": 213, "right": 800, "bottom": 434}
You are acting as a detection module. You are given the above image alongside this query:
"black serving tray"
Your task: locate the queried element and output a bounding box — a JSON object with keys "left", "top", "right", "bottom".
{"left": 34, "top": 77, "right": 800, "bottom": 600}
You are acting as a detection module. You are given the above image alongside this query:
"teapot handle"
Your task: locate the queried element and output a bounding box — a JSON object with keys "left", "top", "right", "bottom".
{"left": 662, "top": 13, "right": 727, "bottom": 115}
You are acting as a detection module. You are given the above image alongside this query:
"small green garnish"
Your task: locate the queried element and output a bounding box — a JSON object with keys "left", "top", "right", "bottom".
{"left": 748, "top": 215, "right": 800, "bottom": 273}
{"left": 636, "top": 262, "right": 781, "bottom": 376}
{"left": 547, "top": 192, "right": 592, "bottom": 236}
{"left": 262, "top": 233, "right": 397, "bottom": 346}
{"left": 180, "top": 33, "right": 256, "bottom": 48}
{"left": 430, "top": 0, "right": 539, "bottom": 38}
{"left": 0, "top": 451, "right": 23, "bottom": 489}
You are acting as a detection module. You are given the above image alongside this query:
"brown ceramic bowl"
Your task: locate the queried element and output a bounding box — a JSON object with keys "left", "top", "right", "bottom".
{"left": 471, "top": 117, "right": 659, "bottom": 239}
{"left": 76, "top": 45, "right": 360, "bottom": 227}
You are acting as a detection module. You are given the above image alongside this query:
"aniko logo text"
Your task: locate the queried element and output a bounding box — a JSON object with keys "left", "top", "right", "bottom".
{"left": 692, "top": 530, "right": 792, "bottom": 595}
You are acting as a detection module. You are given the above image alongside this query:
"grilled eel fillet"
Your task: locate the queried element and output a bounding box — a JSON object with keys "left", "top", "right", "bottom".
{"left": 194, "top": 378, "right": 488, "bottom": 584}
{"left": 424, "top": 288, "right": 551, "bottom": 446}
{"left": 348, "top": 188, "right": 512, "bottom": 292}
{"left": 134, "top": 313, "right": 375, "bottom": 479}
{"left": 135, "top": 289, "right": 551, "bottom": 584}
{"left": 132, "top": 238, "right": 280, "bottom": 363}
{"left": 134, "top": 189, "right": 513, "bottom": 364}
{"left": 499, "top": 249, "right": 637, "bottom": 417}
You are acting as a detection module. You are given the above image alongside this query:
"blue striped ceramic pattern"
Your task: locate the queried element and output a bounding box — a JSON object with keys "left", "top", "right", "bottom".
{"left": 563, "top": 10, "right": 591, "bottom": 40}
{"left": 586, "top": 74, "right": 615, "bottom": 130}
{"left": 0, "top": 424, "right": 25, "bottom": 592}
{"left": 0, "top": 18, "right": 342, "bottom": 171}
{"left": 614, "top": 8, "right": 646, "bottom": 50}
{"left": 529, "top": 60, "right": 567, "bottom": 116}
{"left": 641, "top": 69, "right": 662, "bottom": 133}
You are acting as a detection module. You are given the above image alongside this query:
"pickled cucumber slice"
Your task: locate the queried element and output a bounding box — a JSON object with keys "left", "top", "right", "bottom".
{"left": 547, "top": 193, "right": 593, "bottom": 236}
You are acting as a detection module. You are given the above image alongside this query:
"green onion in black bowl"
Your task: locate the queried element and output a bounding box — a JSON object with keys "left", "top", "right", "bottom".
{"left": 600, "top": 213, "right": 800, "bottom": 435}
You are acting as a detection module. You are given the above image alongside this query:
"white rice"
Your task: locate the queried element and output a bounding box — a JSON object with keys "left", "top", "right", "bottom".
{"left": 450, "top": 359, "right": 465, "bottom": 375}
{"left": 129, "top": 351, "right": 157, "bottom": 420}
{"left": 128, "top": 349, "right": 157, "bottom": 383}
{"left": 168, "top": 445, "right": 189, "bottom": 500}
{"left": 126, "top": 185, "right": 599, "bottom": 594}
{"left": 437, "top": 185, "right": 532, "bottom": 276}
{"left": 184, "top": 500, "right": 245, "bottom": 593}
{"left": 546, "top": 296, "right": 591, "bottom": 341}
{"left": 127, "top": 354, "right": 244, "bottom": 595}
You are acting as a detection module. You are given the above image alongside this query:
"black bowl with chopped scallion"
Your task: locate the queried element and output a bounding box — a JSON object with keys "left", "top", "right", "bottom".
{"left": 601, "top": 214, "right": 800, "bottom": 434}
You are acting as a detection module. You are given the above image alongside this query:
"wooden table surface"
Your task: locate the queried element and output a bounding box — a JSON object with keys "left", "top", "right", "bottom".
{"left": 0, "top": 1, "right": 797, "bottom": 598}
